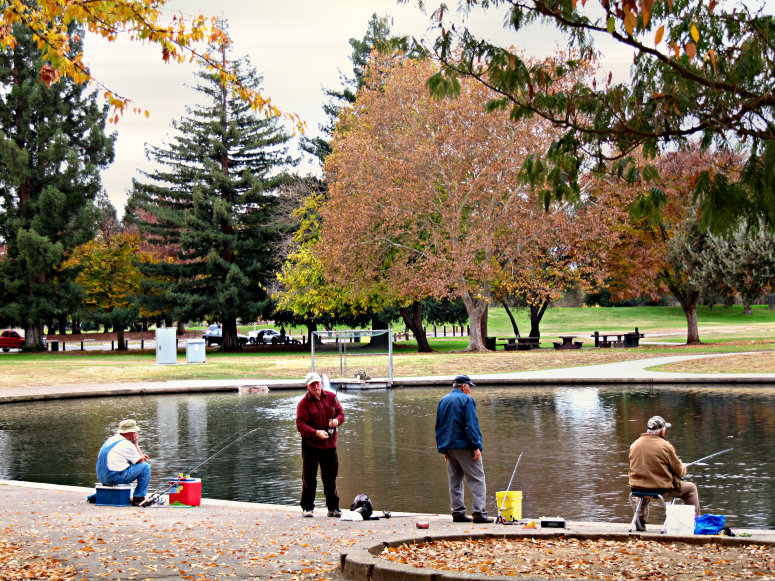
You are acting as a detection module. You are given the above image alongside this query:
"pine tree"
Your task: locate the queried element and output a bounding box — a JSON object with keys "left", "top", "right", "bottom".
{"left": 126, "top": 40, "right": 297, "bottom": 350}
{"left": 0, "top": 23, "right": 115, "bottom": 350}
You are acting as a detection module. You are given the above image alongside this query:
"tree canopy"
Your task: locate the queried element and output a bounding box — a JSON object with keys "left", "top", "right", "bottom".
{"left": 319, "top": 52, "right": 608, "bottom": 350}
{"left": 399, "top": 0, "right": 775, "bottom": 233}
{"left": 0, "top": 1, "right": 303, "bottom": 128}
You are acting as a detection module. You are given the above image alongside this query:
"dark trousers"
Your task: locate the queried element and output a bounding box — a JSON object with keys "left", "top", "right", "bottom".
{"left": 300, "top": 441, "right": 339, "bottom": 511}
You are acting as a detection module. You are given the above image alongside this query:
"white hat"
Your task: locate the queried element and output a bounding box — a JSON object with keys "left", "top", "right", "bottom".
{"left": 305, "top": 372, "right": 322, "bottom": 386}
{"left": 118, "top": 419, "right": 139, "bottom": 434}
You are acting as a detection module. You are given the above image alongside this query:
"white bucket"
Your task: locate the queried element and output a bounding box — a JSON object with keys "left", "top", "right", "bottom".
{"left": 664, "top": 504, "right": 695, "bottom": 535}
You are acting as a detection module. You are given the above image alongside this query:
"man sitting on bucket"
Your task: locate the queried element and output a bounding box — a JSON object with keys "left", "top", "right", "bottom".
{"left": 94, "top": 419, "right": 151, "bottom": 507}
{"left": 628, "top": 415, "right": 700, "bottom": 531}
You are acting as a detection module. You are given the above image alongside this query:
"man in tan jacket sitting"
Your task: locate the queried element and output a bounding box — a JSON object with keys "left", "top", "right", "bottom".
{"left": 628, "top": 415, "right": 700, "bottom": 531}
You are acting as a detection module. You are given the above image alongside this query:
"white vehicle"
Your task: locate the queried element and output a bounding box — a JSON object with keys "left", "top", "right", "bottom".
{"left": 202, "top": 324, "right": 248, "bottom": 347}
{"left": 248, "top": 329, "right": 282, "bottom": 345}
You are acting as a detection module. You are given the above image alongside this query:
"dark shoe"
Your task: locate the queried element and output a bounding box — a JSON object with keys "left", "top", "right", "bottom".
{"left": 87, "top": 494, "right": 96, "bottom": 504}
{"left": 635, "top": 518, "right": 647, "bottom": 532}
{"left": 131, "top": 497, "right": 146, "bottom": 507}
{"left": 452, "top": 513, "right": 473, "bottom": 522}
{"left": 472, "top": 513, "right": 494, "bottom": 524}
{"left": 327, "top": 509, "right": 342, "bottom": 518}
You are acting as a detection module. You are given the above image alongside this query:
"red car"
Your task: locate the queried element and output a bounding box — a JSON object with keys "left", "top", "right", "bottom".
{"left": 0, "top": 329, "right": 25, "bottom": 352}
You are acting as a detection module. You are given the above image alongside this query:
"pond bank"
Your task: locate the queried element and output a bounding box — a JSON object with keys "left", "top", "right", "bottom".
{"left": 0, "top": 354, "right": 772, "bottom": 404}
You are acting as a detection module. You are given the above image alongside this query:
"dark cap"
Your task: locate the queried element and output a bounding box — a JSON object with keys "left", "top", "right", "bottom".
{"left": 452, "top": 374, "right": 475, "bottom": 387}
{"left": 647, "top": 415, "right": 672, "bottom": 430}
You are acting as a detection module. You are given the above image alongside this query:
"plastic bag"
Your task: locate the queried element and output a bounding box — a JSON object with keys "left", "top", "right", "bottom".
{"left": 694, "top": 513, "right": 725, "bottom": 535}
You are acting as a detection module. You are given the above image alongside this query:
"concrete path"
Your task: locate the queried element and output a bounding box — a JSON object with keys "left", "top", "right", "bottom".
{"left": 1, "top": 480, "right": 773, "bottom": 581}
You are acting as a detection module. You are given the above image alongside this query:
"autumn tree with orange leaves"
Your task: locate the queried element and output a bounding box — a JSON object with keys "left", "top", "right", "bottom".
{"left": 319, "top": 53, "right": 608, "bottom": 351}
{"left": 590, "top": 145, "right": 743, "bottom": 344}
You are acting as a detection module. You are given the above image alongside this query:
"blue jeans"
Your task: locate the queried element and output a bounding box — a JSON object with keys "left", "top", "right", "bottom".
{"left": 103, "top": 462, "right": 151, "bottom": 497}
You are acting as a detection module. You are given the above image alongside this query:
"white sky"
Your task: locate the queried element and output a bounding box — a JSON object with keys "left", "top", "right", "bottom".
{"left": 83, "top": 0, "right": 634, "bottom": 213}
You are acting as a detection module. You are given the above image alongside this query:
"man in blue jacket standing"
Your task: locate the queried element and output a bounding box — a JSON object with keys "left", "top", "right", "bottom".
{"left": 435, "top": 374, "right": 493, "bottom": 523}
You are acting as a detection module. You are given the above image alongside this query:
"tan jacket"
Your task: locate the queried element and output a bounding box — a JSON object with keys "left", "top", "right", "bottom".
{"left": 628, "top": 433, "right": 686, "bottom": 490}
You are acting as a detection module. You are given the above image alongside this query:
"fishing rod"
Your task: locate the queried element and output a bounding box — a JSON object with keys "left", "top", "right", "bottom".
{"left": 685, "top": 448, "right": 733, "bottom": 468}
{"left": 497, "top": 451, "right": 523, "bottom": 524}
{"left": 140, "top": 426, "right": 262, "bottom": 507}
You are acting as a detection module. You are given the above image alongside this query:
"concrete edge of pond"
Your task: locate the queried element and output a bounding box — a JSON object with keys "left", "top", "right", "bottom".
{"left": 340, "top": 528, "right": 775, "bottom": 581}
{"left": 1, "top": 373, "right": 772, "bottom": 405}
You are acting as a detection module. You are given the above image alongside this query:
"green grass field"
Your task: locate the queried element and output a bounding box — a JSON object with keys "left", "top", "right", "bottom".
{"left": 233, "top": 304, "right": 774, "bottom": 338}
{"left": 1, "top": 305, "right": 771, "bottom": 388}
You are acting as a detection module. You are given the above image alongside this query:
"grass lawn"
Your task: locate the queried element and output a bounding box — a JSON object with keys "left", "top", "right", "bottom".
{"left": 1, "top": 305, "right": 771, "bottom": 388}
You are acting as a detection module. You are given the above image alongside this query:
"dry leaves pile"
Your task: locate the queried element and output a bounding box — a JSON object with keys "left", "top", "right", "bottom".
{"left": 380, "top": 537, "right": 775, "bottom": 580}
{"left": 0, "top": 540, "right": 75, "bottom": 580}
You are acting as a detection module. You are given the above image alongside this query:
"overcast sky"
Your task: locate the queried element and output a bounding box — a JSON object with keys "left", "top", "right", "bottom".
{"left": 83, "top": 0, "right": 632, "bottom": 213}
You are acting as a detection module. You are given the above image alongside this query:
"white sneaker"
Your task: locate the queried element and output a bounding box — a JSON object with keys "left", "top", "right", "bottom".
{"left": 302, "top": 509, "right": 314, "bottom": 518}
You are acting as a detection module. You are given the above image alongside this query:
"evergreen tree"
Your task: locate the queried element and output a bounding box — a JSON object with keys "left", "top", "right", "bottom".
{"left": 0, "top": 23, "right": 114, "bottom": 350}
{"left": 126, "top": 40, "right": 297, "bottom": 350}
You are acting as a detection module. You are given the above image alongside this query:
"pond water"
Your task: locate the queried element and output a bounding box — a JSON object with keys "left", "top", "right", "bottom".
{"left": 0, "top": 385, "right": 773, "bottom": 527}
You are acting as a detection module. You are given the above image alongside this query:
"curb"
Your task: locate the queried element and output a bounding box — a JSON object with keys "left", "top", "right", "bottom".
{"left": 340, "top": 530, "right": 775, "bottom": 581}
{"left": 1, "top": 374, "right": 772, "bottom": 404}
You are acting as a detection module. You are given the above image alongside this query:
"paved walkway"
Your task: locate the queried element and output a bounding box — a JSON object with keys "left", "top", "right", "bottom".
{"left": 1, "top": 479, "right": 773, "bottom": 581}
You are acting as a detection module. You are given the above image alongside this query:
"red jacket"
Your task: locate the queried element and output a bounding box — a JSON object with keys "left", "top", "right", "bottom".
{"left": 296, "top": 390, "right": 344, "bottom": 449}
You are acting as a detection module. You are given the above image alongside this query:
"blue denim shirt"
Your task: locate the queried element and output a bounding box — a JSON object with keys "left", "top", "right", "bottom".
{"left": 435, "top": 388, "right": 483, "bottom": 453}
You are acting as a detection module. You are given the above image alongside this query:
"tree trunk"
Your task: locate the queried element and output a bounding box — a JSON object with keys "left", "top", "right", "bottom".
{"left": 116, "top": 325, "right": 127, "bottom": 351}
{"left": 674, "top": 289, "right": 701, "bottom": 344}
{"left": 503, "top": 303, "right": 521, "bottom": 337}
{"left": 177, "top": 320, "right": 186, "bottom": 334}
{"left": 221, "top": 318, "right": 240, "bottom": 351}
{"left": 479, "top": 302, "right": 488, "bottom": 343}
{"left": 306, "top": 321, "right": 319, "bottom": 345}
{"left": 23, "top": 322, "right": 46, "bottom": 352}
{"left": 400, "top": 302, "right": 433, "bottom": 353}
{"left": 529, "top": 301, "right": 549, "bottom": 338}
{"left": 460, "top": 290, "right": 489, "bottom": 351}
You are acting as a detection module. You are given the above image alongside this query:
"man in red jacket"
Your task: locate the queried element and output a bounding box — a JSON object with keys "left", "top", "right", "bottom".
{"left": 629, "top": 415, "right": 700, "bottom": 531}
{"left": 296, "top": 372, "right": 344, "bottom": 518}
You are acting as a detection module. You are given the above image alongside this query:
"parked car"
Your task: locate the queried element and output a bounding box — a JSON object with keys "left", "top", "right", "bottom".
{"left": 202, "top": 324, "right": 249, "bottom": 347}
{"left": 247, "top": 329, "right": 301, "bottom": 345}
{"left": 248, "top": 329, "right": 282, "bottom": 345}
{"left": 0, "top": 329, "right": 25, "bottom": 351}
{"left": 0, "top": 329, "right": 46, "bottom": 351}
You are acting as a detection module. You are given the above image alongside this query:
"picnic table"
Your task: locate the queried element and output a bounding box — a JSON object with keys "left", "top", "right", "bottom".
{"left": 515, "top": 337, "right": 540, "bottom": 350}
{"left": 553, "top": 335, "right": 582, "bottom": 350}
{"left": 591, "top": 328, "right": 644, "bottom": 348}
{"left": 494, "top": 337, "right": 541, "bottom": 351}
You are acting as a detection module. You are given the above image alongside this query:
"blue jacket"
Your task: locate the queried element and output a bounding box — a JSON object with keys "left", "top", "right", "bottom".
{"left": 435, "top": 388, "right": 483, "bottom": 453}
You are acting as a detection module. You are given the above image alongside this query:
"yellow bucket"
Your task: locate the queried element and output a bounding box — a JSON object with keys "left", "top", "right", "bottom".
{"left": 496, "top": 490, "right": 523, "bottom": 522}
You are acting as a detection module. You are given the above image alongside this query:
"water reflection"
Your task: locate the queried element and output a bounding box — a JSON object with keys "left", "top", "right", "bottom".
{"left": 0, "top": 385, "right": 772, "bottom": 527}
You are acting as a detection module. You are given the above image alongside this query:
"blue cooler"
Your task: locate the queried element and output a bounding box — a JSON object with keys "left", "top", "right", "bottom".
{"left": 95, "top": 483, "right": 132, "bottom": 506}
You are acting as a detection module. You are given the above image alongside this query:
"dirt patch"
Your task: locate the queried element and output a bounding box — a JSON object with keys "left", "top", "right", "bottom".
{"left": 380, "top": 536, "right": 775, "bottom": 581}
{"left": 651, "top": 352, "right": 775, "bottom": 374}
